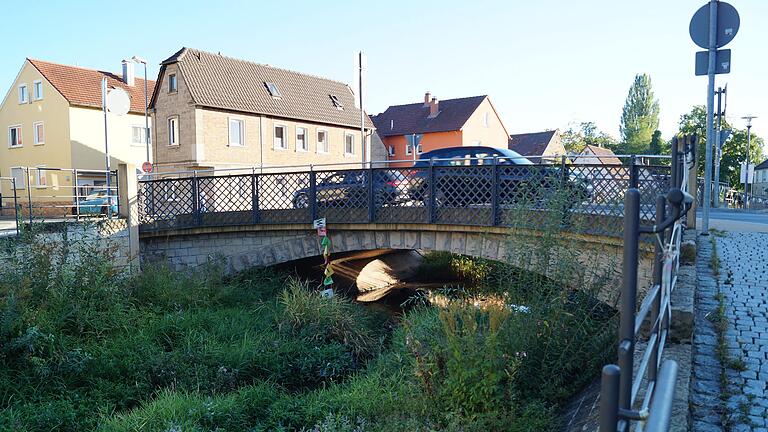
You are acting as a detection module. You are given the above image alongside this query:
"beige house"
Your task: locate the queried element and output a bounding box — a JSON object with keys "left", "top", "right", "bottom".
{"left": 150, "top": 48, "right": 383, "bottom": 174}
{"left": 0, "top": 58, "right": 154, "bottom": 216}
{"left": 508, "top": 129, "right": 566, "bottom": 164}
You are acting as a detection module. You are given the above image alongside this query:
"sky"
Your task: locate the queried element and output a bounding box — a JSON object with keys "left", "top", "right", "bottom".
{"left": 2, "top": 0, "right": 766, "bottom": 146}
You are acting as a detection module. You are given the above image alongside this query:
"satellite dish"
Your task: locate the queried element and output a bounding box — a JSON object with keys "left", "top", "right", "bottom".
{"left": 106, "top": 88, "right": 131, "bottom": 116}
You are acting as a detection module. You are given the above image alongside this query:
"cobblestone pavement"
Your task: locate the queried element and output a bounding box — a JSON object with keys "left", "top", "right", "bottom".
{"left": 691, "top": 232, "right": 768, "bottom": 431}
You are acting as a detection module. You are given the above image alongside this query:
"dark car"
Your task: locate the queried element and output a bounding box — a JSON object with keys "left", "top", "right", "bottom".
{"left": 408, "top": 146, "right": 592, "bottom": 207}
{"left": 292, "top": 170, "right": 406, "bottom": 209}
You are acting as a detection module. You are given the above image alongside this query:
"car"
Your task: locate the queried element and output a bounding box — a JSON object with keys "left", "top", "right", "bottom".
{"left": 292, "top": 170, "right": 407, "bottom": 209}
{"left": 75, "top": 189, "right": 118, "bottom": 216}
{"left": 407, "top": 146, "right": 592, "bottom": 207}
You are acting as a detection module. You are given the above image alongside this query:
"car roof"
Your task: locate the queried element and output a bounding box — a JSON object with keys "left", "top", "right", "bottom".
{"left": 419, "top": 146, "right": 532, "bottom": 164}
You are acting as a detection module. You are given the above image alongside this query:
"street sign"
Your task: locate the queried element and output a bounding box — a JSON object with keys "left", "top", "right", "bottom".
{"left": 313, "top": 217, "right": 326, "bottom": 229}
{"left": 740, "top": 163, "right": 755, "bottom": 184}
{"left": 689, "top": 1, "right": 740, "bottom": 49}
{"left": 695, "top": 49, "right": 731, "bottom": 76}
{"left": 719, "top": 129, "right": 732, "bottom": 147}
{"left": 106, "top": 88, "right": 131, "bottom": 116}
{"left": 142, "top": 161, "right": 153, "bottom": 173}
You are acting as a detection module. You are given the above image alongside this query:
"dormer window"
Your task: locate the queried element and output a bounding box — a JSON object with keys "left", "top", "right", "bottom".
{"left": 330, "top": 94, "right": 343, "bottom": 110}
{"left": 265, "top": 82, "right": 281, "bottom": 98}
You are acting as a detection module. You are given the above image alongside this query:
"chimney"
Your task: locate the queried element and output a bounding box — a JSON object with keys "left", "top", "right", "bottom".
{"left": 424, "top": 92, "right": 431, "bottom": 106}
{"left": 428, "top": 97, "right": 439, "bottom": 118}
{"left": 121, "top": 59, "right": 135, "bottom": 86}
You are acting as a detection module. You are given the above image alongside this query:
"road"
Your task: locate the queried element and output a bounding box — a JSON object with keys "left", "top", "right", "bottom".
{"left": 697, "top": 208, "right": 768, "bottom": 232}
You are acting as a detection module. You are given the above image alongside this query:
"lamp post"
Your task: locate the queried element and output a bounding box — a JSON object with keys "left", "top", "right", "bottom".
{"left": 742, "top": 115, "right": 757, "bottom": 209}
{"left": 132, "top": 55, "right": 150, "bottom": 165}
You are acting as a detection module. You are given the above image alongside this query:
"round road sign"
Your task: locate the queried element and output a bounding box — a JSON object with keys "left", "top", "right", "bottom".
{"left": 142, "top": 161, "right": 153, "bottom": 173}
{"left": 106, "top": 88, "right": 131, "bottom": 116}
{"left": 689, "top": 2, "right": 740, "bottom": 49}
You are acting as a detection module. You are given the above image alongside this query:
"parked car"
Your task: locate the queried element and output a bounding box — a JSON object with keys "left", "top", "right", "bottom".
{"left": 408, "top": 146, "right": 592, "bottom": 207}
{"left": 75, "top": 189, "right": 118, "bottom": 215}
{"left": 292, "top": 170, "right": 407, "bottom": 209}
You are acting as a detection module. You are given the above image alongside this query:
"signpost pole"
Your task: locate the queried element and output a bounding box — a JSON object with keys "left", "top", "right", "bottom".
{"left": 102, "top": 77, "right": 112, "bottom": 219}
{"left": 701, "top": 0, "right": 717, "bottom": 233}
{"left": 713, "top": 87, "right": 723, "bottom": 208}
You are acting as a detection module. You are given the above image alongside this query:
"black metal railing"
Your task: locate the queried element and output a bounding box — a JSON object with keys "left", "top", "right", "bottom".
{"left": 598, "top": 135, "right": 697, "bottom": 431}
{"left": 137, "top": 158, "right": 672, "bottom": 236}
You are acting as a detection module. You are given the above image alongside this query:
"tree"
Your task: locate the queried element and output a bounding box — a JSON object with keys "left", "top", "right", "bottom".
{"left": 561, "top": 121, "right": 620, "bottom": 154}
{"left": 678, "top": 105, "right": 764, "bottom": 189}
{"left": 620, "top": 74, "right": 660, "bottom": 154}
{"left": 649, "top": 130, "right": 664, "bottom": 155}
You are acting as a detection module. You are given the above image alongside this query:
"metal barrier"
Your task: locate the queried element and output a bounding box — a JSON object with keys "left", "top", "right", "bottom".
{"left": 0, "top": 176, "right": 20, "bottom": 236}
{"left": 138, "top": 156, "right": 672, "bottom": 236}
{"left": 598, "top": 135, "right": 697, "bottom": 431}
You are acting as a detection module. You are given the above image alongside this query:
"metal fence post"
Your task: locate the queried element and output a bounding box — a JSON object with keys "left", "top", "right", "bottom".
{"left": 25, "top": 167, "right": 33, "bottom": 224}
{"left": 251, "top": 168, "right": 259, "bottom": 224}
{"left": 368, "top": 167, "right": 375, "bottom": 223}
{"left": 11, "top": 178, "right": 19, "bottom": 236}
{"left": 491, "top": 157, "right": 500, "bottom": 226}
{"left": 629, "top": 155, "right": 638, "bottom": 189}
{"left": 192, "top": 172, "right": 201, "bottom": 227}
{"left": 428, "top": 159, "right": 436, "bottom": 223}
{"left": 671, "top": 137, "right": 680, "bottom": 190}
{"left": 649, "top": 195, "right": 666, "bottom": 384}
{"left": 73, "top": 168, "right": 80, "bottom": 220}
{"left": 309, "top": 166, "right": 317, "bottom": 223}
{"left": 599, "top": 364, "right": 620, "bottom": 432}
{"left": 619, "top": 188, "right": 641, "bottom": 412}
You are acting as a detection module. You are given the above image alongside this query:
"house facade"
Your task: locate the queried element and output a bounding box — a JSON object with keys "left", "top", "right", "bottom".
{"left": 150, "top": 48, "right": 383, "bottom": 174}
{"left": 0, "top": 58, "right": 153, "bottom": 216}
{"left": 508, "top": 129, "right": 566, "bottom": 164}
{"left": 371, "top": 93, "right": 509, "bottom": 167}
{"left": 754, "top": 159, "right": 768, "bottom": 197}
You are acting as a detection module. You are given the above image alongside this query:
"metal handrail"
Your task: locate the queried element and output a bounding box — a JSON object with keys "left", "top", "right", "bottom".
{"left": 598, "top": 135, "right": 696, "bottom": 432}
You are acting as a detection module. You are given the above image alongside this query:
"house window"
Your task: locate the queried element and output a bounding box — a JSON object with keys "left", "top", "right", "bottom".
{"left": 330, "top": 94, "right": 343, "bottom": 110}
{"left": 33, "top": 122, "right": 44, "bottom": 145}
{"left": 35, "top": 166, "right": 47, "bottom": 187}
{"left": 296, "top": 127, "right": 308, "bottom": 151}
{"left": 8, "top": 126, "right": 22, "bottom": 148}
{"left": 344, "top": 133, "right": 355, "bottom": 155}
{"left": 18, "top": 85, "right": 28, "bottom": 104}
{"left": 228, "top": 118, "right": 244, "bottom": 146}
{"left": 482, "top": 112, "right": 489, "bottom": 127}
{"left": 265, "top": 82, "right": 281, "bottom": 98}
{"left": 168, "top": 117, "right": 179, "bottom": 146}
{"left": 131, "top": 126, "right": 147, "bottom": 145}
{"left": 11, "top": 167, "right": 26, "bottom": 189}
{"left": 405, "top": 142, "right": 412, "bottom": 155}
{"left": 168, "top": 74, "right": 177, "bottom": 93}
{"left": 33, "top": 80, "right": 43, "bottom": 100}
{"left": 274, "top": 125, "right": 287, "bottom": 149}
{"left": 317, "top": 130, "right": 329, "bottom": 153}
{"left": 388, "top": 146, "right": 395, "bottom": 157}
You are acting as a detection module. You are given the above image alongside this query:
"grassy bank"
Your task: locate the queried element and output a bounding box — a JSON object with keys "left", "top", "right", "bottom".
{"left": 0, "top": 223, "right": 616, "bottom": 431}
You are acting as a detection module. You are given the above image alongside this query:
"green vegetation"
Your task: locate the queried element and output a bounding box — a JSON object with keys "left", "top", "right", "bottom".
{"left": 619, "top": 73, "right": 661, "bottom": 155}
{"left": 0, "top": 211, "right": 616, "bottom": 430}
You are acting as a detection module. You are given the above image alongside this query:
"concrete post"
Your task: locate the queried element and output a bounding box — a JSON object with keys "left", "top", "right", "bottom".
{"left": 117, "top": 163, "right": 140, "bottom": 271}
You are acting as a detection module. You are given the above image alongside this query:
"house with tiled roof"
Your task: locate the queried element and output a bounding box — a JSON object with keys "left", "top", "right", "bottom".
{"left": 575, "top": 145, "right": 622, "bottom": 165}
{"left": 754, "top": 159, "right": 768, "bottom": 196}
{"left": 149, "top": 47, "right": 383, "bottom": 173}
{"left": 0, "top": 57, "right": 155, "bottom": 215}
{"left": 371, "top": 93, "right": 509, "bottom": 167}
{"left": 508, "top": 129, "right": 565, "bottom": 164}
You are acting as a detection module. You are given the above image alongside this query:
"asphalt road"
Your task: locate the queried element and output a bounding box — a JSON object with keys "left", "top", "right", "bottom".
{"left": 696, "top": 208, "right": 768, "bottom": 232}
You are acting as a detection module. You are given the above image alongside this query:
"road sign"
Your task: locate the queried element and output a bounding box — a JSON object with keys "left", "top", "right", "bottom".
{"left": 695, "top": 49, "right": 731, "bottom": 76}
{"left": 689, "top": 1, "right": 740, "bottom": 49}
{"left": 313, "top": 217, "right": 326, "bottom": 229}
{"left": 142, "top": 161, "right": 153, "bottom": 173}
{"left": 106, "top": 88, "right": 131, "bottom": 116}
{"left": 740, "top": 163, "right": 755, "bottom": 184}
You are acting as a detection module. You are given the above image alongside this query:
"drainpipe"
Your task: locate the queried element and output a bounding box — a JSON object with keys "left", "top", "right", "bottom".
{"left": 259, "top": 115, "right": 264, "bottom": 173}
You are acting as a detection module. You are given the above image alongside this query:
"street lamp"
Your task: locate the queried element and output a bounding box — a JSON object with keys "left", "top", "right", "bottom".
{"left": 131, "top": 55, "right": 150, "bottom": 166}
{"left": 742, "top": 115, "right": 757, "bottom": 209}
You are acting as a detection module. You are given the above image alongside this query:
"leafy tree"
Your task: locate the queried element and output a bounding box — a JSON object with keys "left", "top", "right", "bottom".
{"left": 678, "top": 105, "right": 764, "bottom": 189}
{"left": 561, "top": 122, "right": 620, "bottom": 154}
{"left": 620, "top": 74, "right": 660, "bottom": 154}
{"left": 649, "top": 130, "right": 664, "bottom": 155}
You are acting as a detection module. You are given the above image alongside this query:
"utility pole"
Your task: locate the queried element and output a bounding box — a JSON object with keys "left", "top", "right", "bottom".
{"left": 701, "top": 0, "right": 717, "bottom": 233}
{"left": 358, "top": 51, "right": 366, "bottom": 168}
{"left": 742, "top": 115, "right": 757, "bottom": 209}
{"left": 713, "top": 86, "right": 724, "bottom": 207}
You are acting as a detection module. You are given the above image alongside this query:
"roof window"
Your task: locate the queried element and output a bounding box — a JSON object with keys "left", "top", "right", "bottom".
{"left": 265, "top": 82, "right": 281, "bottom": 98}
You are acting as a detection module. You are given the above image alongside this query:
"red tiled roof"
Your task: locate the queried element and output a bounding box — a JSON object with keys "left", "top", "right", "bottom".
{"left": 371, "top": 95, "right": 487, "bottom": 137}
{"left": 27, "top": 58, "right": 155, "bottom": 115}
{"left": 508, "top": 130, "right": 558, "bottom": 156}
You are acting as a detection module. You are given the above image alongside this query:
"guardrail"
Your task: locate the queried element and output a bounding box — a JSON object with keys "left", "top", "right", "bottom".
{"left": 599, "top": 135, "right": 697, "bottom": 431}
{"left": 138, "top": 156, "right": 672, "bottom": 237}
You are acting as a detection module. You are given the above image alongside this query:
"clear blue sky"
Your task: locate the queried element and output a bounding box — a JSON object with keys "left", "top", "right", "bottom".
{"left": 2, "top": 0, "right": 765, "bottom": 143}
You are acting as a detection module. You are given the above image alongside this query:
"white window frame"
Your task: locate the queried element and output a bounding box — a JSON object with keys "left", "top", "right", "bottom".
{"left": 295, "top": 127, "right": 308, "bottom": 152}
{"left": 168, "top": 74, "right": 178, "bottom": 93}
{"left": 274, "top": 124, "right": 287, "bottom": 150}
{"left": 316, "top": 129, "right": 329, "bottom": 154}
{"left": 33, "top": 80, "right": 43, "bottom": 100}
{"left": 388, "top": 145, "right": 395, "bottom": 157}
{"left": 405, "top": 142, "right": 412, "bottom": 155}
{"left": 33, "top": 121, "right": 44, "bottom": 145}
{"left": 344, "top": 133, "right": 355, "bottom": 156}
{"left": 35, "top": 166, "right": 47, "bottom": 188}
{"left": 228, "top": 117, "right": 245, "bottom": 147}
{"left": 168, "top": 116, "right": 179, "bottom": 146}
{"left": 131, "top": 125, "right": 146, "bottom": 146}
{"left": 8, "top": 125, "right": 22, "bottom": 148}
{"left": 18, "top": 84, "right": 28, "bottom": 104}
{"left": 10, "top": 167, "right": 26, "bottom": 189}
{"left": 164, "top": 183, "right": 178, "bottom": 202}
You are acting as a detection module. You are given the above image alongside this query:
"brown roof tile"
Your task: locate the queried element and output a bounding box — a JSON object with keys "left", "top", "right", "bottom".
{"left": 371, "top": 95, "right": 486, "bottom": 137}
{"left": 508, "top": 130, "right": 558, "bottom": 156}
{"left": 28, "top": 59, "right": 154, "bottom": 115}
{"left": 582, "top": 145, "right": 622, "bottom": 165}
{"left": 154, "top": 48, "right": 372, "bottom": 129}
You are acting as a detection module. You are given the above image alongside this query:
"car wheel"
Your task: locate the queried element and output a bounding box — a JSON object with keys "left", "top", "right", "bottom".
{"left": 293, "top": 192, "right": 310, "bottom": 209}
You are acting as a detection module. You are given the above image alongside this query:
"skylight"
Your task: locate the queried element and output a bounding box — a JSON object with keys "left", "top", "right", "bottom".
{"left": 329, "top": 94, "right": 343, "bottom": 110}
{"left": 265, "top": 82, "right": 281, "bottom": 98}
